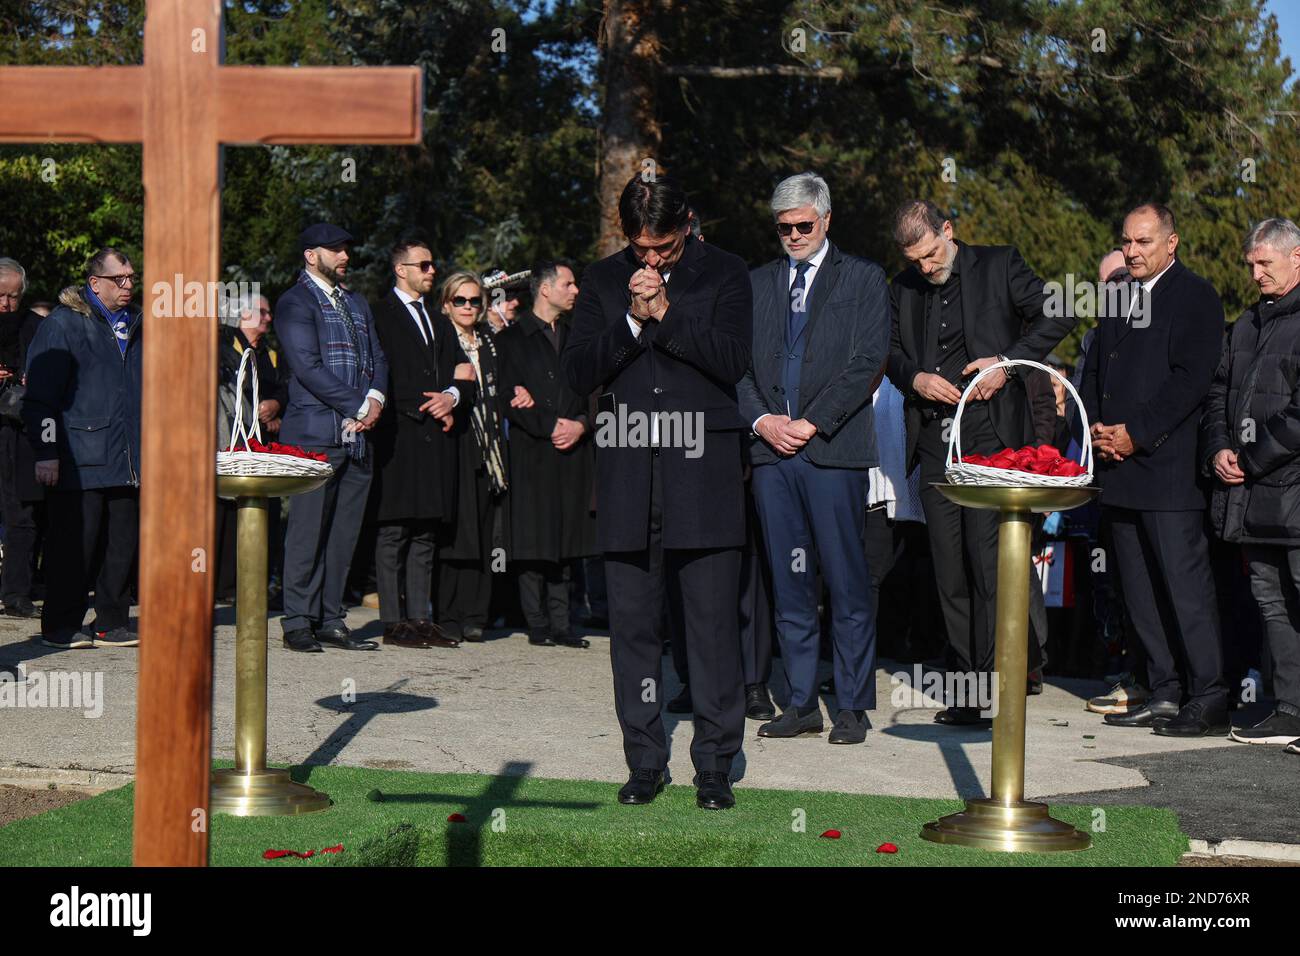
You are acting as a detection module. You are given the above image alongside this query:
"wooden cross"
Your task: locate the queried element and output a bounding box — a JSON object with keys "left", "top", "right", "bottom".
{"left": 0, "top": 0, "right": 421, "bottom": 865}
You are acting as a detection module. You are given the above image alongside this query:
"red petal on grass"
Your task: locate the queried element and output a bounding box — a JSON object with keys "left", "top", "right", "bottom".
{"left": 447, "top": 813, "right": 467, "bottom": 823}
{"left": 263, "top": 848, "right": 315, "bottom": 859}
{"left": 876, "top": 842, "right": 899, "bottom": 854}
{"left": 820, "top": 829, "right": 841, "bottom": 839}
{"left": 321, "top": 844, "right": 344, "bottom": 854}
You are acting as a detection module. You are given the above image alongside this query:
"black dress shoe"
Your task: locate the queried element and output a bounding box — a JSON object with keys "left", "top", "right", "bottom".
{"left": 1153, "top": 700, "right": 1230, "bottom": 737}
{"left": 934, "top": 706, "right": 992, "bottom": 727}
{"left": 282, "top": 627, "right": 323, "bottom": 653}
{"left": 410, "top": 620, "right": 461, "bottom": 648}
{"left": 552, "top": 631, "right": 590, "bottom": 649}
{"left": 828, "top": 709, "right": 870, "bottom": 744}
{"left": 757, "top": 707, "right": 823, "bottom": 737}
{"left": 528, "top": 627, "right": 556, "bottom": 646}
{"left": 695, "top": 770, "right": 734, "bottom": 809}
{"left": 316, "top": 625, "right": 378, "bottom": 651}
{"left": 1, "top": 599, "right": 40, "bottom": 619}
{"left": 617, "top": 768, "right": 665, "bottom": 805}
{"left": 666, "top": 685, "right": 693, "bottom": 714}
{"left": 745, "top": 683, "right": 776, "bottom": 720}
{"left": 1103, "top": 700, "right": 1179, "bottom": 728}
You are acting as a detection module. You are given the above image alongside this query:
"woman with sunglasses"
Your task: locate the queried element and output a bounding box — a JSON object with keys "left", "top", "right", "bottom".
{"left": 436, "top": 272, "right": 511, "bottom": 642}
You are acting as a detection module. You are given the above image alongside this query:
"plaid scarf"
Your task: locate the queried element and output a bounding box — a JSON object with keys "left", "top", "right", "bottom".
{"left": 297, "top": 270, "right": 374, "bottom": 459}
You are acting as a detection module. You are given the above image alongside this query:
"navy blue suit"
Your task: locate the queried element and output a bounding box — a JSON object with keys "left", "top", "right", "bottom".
{"left": 738, "top": 242, "right": 890, "bottom": 711}
{"left": 274, "top": 273, "right": 389, "bottom": 637}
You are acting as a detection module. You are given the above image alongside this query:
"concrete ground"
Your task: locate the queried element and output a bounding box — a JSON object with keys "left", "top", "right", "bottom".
{"left": 1, "top": 604, "right": 1296, "bottom": 851}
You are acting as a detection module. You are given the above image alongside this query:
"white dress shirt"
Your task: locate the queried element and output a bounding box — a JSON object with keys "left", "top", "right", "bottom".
{"left": 1126, "top": 257, "right": 1175, "bottom": 323}
{"left": 306, "top": 270, "right": 385, "bottom": 418}
{"left": 393, "top": 286, "right": 459, "bottom": 407}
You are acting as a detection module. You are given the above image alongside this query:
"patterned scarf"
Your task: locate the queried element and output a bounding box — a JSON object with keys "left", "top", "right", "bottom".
{"left": 297, "top": 270, "right": 374, "bottom": 459}
{"left": 85, "top": 283, "right": 132, "bottom": 356}
{"left": 456, "top": 322, "right": 508, "bottom": 495}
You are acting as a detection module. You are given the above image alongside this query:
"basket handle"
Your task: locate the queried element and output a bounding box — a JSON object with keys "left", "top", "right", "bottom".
{"left": 226, "top": 345, "right": 262, "bottom": 452}
{"left": 944, "top": 358, "right": 1092, "bottom": 477}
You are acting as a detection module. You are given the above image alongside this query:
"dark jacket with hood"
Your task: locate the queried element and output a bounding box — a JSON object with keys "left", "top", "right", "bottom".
{"left": 1201, "top": 283, "right": 1300, "bottom": 543}
{"left": 22, "top": 285, "right": 142, "bottom": 490}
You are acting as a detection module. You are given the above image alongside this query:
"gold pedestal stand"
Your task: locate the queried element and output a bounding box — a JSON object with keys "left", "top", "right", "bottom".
{"left": 920, "top": 484, "right": 1098, "bottom": 853}
{"left": 211, "top": 474, "right": 332, "bottom": 816}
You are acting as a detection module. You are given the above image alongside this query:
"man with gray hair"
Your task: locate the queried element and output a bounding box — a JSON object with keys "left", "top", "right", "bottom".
{"left": 1202, "top": 216, "right": 1300, "bottom": 749}
{"left": 0, "top": 257, "right": 44, "bottom": 618}
{"left": 887, "top": 200, "right": 1074, "bottom": 726}
{"left": 738, "top": 171, "right": 890, "bottom": 744}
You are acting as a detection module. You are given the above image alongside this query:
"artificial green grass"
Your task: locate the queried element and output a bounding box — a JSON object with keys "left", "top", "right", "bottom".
{"left": 0, "top": 763, "right": 1189, "bottom": 867}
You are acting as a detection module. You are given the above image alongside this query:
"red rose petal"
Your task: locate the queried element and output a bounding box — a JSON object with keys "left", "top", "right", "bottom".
{"left": 876, "top": 842, "right": 899, "bottom": 854}
{"left": 321, "top": 844, "right": 344, "bottom": 854}
{"left": 448, "top": 813, "right": 467, "bottom": 823}
{"left": 820, "top": 829, "right": 841, "bottom": 839}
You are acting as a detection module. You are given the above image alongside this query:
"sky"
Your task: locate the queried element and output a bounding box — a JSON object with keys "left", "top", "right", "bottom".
{"left": 1267, "top": 0, "right": 1300, "bottom": 82}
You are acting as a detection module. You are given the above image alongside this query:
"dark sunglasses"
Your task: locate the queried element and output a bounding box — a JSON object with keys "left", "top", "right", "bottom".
{"left": 401, "top": 260, "right": 436, "bottom": 272}
{"left": 451, "top": 295, "right": 483, "bottom": 308}
{"left": 776, "top": 221, "right": 818, "bottom": 237}
{"left": 93, "top": 273, "right": 137, "bottom": 288}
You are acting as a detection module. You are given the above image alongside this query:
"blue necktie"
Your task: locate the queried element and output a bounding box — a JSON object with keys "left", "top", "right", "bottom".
{"left": 788, "top": 260, "right": 812, "bottom": 344}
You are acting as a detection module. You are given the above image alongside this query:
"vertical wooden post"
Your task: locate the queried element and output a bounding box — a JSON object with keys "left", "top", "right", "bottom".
{"left": 132, "top": 0, "right": 220, "bottom": 867}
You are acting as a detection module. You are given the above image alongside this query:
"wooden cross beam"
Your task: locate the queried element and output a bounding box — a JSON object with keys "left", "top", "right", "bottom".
{"left": 0, "top": 0, "right": 421, "bottom": 866}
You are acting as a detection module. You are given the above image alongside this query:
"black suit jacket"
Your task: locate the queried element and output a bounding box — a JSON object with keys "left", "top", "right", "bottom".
{"left": 561, "top": 238, "right": 753, "bottom": 552}
{"left": 887, "top": 242, "right": 1073, "bottom": 469}
{"left": 371, "top": 289, "right": 472, "bottom": 522}
{"left": 738, "top": 241, "right": 890, "bottom": 468}
{"left": 1081, "top": 258, "right": 1222, "bottom": 511}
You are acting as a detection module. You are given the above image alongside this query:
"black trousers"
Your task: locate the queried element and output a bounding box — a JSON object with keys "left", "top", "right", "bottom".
{"left": 42, "top": 485, "right": 138, "bottom": 637}
{"left": 1107, "top": 507, "right": 1226, "bottom": 708}
{"left": 671, "top": 483, "right": 774, "bottom": 688}
{"left": 375, "top": 519, "right": 435, "bottom": 624}
{"left": 518, "top": 560, "right": 571, "bottom": 636}
{"left": 917, "top": 408, "right": 1002, "bottom": 680}
{"left": 605, "top": 453, "right": 744, "bottom": 775}
{"left": 0, "top": 425, "right": 42, "bottom": 606}
{"left": 281, "top": 446, "right": 371, "bottom": 634}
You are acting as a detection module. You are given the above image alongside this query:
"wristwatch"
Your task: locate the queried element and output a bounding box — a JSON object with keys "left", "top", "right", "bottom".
{"left": 997, "top": 354, "right": 1017, "bottom": 378}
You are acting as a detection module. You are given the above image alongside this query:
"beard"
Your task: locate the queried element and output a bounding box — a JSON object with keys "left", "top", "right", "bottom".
{"left": 923, "top": 244, "right": 957, "bottom": 286}
{"left": 318, "top": 261, "right": 346, "bottom": 285}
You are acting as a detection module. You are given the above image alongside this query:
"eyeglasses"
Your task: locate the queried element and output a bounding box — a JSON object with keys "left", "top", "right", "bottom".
{"left": 401, "top": 260, "right": 436, "bottom": 272}
{"left": 776, "top": 221, "right": 818, "bottom": 237}
{"left": 93, "top": 273, "right": 137, "bottom": 288}
{"left": 451, "top": 296, "right": 483, "bottom": 308}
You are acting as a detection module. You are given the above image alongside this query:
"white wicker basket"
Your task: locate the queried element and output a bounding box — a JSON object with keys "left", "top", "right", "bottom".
{"left": 944, "top": 358, "right": 1093, "bottom": 488}
{"left": 216, "top": 347, "right": 334, "bottom": 479}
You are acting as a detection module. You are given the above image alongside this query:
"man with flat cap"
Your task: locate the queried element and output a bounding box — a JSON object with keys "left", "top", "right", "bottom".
{"left": 276, "top": 223, "right": 389, "bottom": 652}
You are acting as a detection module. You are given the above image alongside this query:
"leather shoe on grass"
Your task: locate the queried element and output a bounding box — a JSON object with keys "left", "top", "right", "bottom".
{"left": 316, "top": 625, "right": 378, "bottom": 651}
{"left": 1103, "top": 699, "right": 1178, "bottom": 728}
{"left": 828, "top": 709, "right": 870, "bottom": 744}
{"left": 745, "top": 683, "right": 775, "bottom": 720}
{"left": 282, "top": 627, "right": 323, "bottom": 653}
{"left": 694, "top": 770, "right": 734, "bottom": 809}
{"left": 757, "top": 707, "right": 823, "bottom": 738}
{"left": 410, "top": 619, "right": 460, "bottom": 648}
{"left": 1153, "top": 700, "right": 1229, "bottom": 738}
{"left": 617, "top": 768, "right": 665, "bottom": 805}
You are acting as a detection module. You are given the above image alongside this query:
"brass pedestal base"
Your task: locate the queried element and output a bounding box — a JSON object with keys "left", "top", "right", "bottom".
{"left": 210, "top": 768, "right": 332, "bottom": 817}
{"left": 921, "top": 798, "right": 1090, "bottom": 853}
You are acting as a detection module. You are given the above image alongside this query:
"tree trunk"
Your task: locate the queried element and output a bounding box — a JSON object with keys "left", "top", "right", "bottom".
{"left": 596, "top": 0, "right": 662, "bottom": 257}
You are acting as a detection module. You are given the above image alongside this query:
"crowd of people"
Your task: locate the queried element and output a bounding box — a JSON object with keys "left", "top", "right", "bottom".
{"left": 2, "top": 169, "right": 1298, "bottom": 811}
